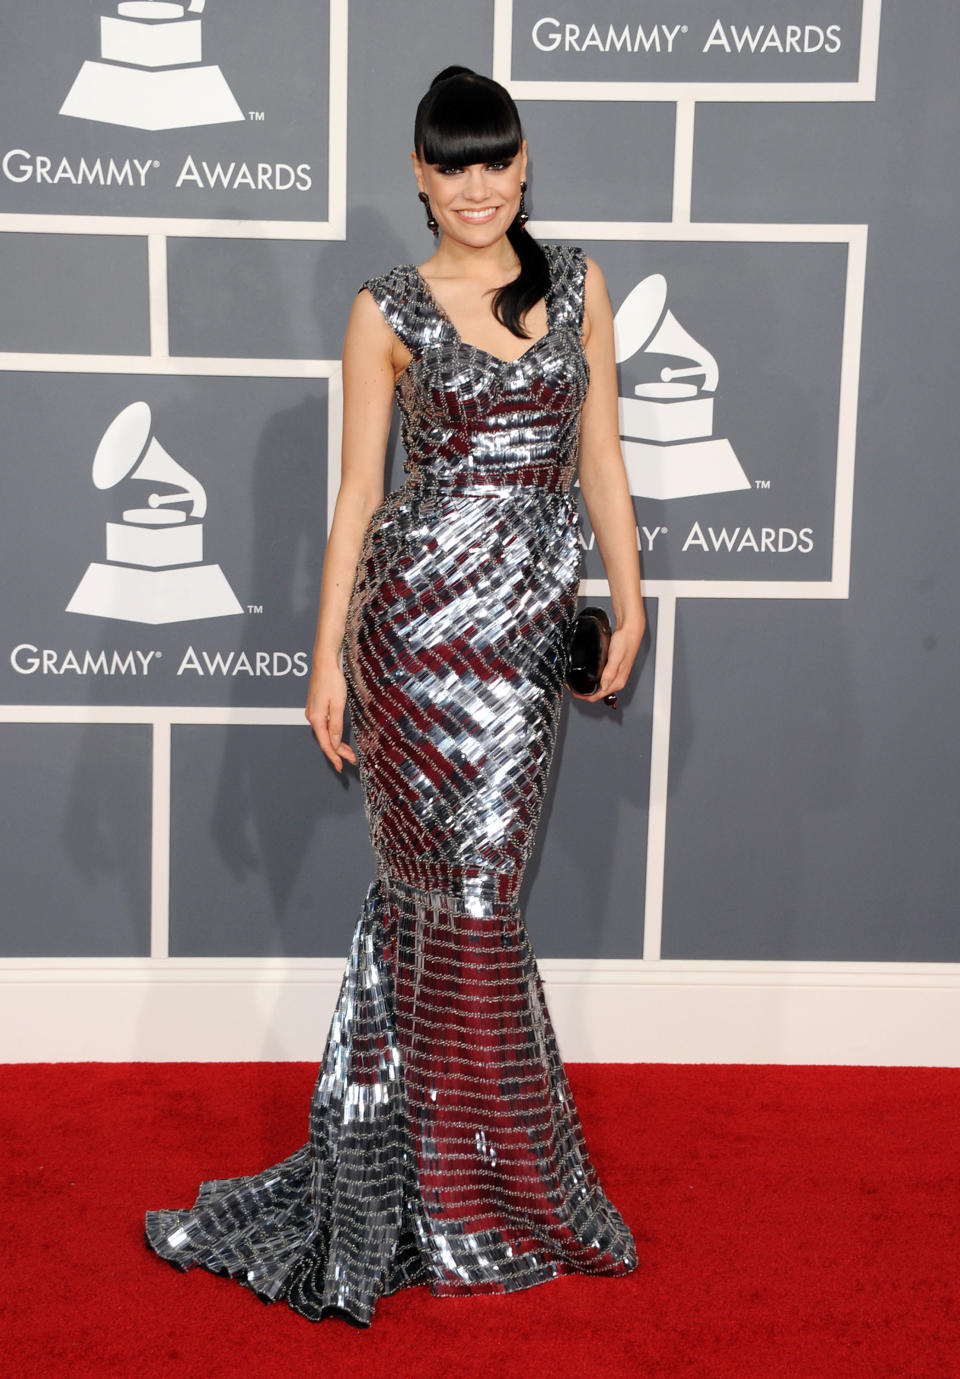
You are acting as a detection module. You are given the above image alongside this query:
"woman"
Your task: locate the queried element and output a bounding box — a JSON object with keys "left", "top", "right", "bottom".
{"left": 145, "top": 65, "right": 645, "bottom": 1326}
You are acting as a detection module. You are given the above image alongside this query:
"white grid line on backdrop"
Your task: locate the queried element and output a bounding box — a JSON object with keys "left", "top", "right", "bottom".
{"left": 672, "top": 101, "right": 696, "bottom": 224}
{"left": 641, "top": 595, "right": 675, "bottom": 962}
{"left": 147, "top": 235, "right": 169, "bottom": 358}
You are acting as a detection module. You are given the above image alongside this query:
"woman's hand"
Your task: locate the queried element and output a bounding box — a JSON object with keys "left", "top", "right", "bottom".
{"left": 305, "top": 659, "right": 358, "bottom": 774}
{"left": 574, "top": 256, "right": 646, "bottom": 706}
{"left": 569, "top": 619, "right": 646, "bottom": 705}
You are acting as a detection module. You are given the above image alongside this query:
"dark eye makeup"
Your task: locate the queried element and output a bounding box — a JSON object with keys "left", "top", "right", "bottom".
{"left": 434, "top": 159, "right": 514, "bottom": 175}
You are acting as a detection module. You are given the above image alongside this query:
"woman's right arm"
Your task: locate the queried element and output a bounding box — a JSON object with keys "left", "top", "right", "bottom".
{"left": 305, "top": 288, "right": 401, "bottom": 772}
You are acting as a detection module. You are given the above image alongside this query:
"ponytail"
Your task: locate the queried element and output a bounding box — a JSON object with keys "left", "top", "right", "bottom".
{"left": 495, "top": 219, "right": 550, "bottom": 340}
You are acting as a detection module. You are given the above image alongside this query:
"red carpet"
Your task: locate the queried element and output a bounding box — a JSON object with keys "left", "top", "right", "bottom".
{"left": 3, "top": 1062, "right": 958, "bottom": 1378}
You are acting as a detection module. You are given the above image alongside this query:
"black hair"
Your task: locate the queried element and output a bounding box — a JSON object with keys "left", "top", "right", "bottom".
{"left": 414, "top": 66, "right": 550, "bottom": 339}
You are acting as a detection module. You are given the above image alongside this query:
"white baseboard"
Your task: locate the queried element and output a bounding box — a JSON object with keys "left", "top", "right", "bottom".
{"left": 4, "top": 959, "right": 960, "bottom": 1065}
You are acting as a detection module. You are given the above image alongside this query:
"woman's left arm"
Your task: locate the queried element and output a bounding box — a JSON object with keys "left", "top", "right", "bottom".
{"left": 576, "top": 254, "right": 646, "bottom": 702}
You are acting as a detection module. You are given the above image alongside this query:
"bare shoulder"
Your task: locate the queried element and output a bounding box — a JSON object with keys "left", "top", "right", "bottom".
{"left": 351, "top": 284, "right": 391, "bottom": 333}
{"left": 582, "top": 254, "right": 613, "bottom": 339}
{"left": 583, "top": 255, "right": 610, "bottom": 299}
{"left": 345, "top": 285, "right": 402, "bottom": 372}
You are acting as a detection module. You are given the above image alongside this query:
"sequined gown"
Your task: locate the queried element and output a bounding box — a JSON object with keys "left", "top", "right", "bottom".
{"left": 144, "top": 244, "right": 637, "bottom": 1325}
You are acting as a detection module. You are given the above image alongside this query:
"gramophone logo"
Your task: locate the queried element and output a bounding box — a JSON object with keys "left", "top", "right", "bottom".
{"left": 67, "top": 401, "right": 244, "bottom": 625}
{"left": 613, "top": 273, "right": 750, "bottom": 501}
{"left": 59, "top": 0, "right": 244, "bottom": 132}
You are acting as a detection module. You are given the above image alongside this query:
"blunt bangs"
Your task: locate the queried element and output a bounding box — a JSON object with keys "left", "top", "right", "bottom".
{"left": 415, "top": 76, "right": 522, "bottom": 169}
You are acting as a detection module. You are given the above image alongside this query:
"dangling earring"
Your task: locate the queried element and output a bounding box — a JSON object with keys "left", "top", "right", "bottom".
{"left": 418, "top": 191, "right": 439, "bottom": 237}
{"left": 517, "top": 180, "right": 529, "bottom": 227}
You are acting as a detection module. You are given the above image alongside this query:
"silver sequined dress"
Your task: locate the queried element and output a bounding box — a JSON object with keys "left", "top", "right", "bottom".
{"left": 144, "top": 244, "right": 637, "bottom": 1325}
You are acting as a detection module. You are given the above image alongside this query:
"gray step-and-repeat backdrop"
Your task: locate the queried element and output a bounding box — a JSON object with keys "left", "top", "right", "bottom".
{"left": 2, "top": 1, "right": 957, "bottom": 1062}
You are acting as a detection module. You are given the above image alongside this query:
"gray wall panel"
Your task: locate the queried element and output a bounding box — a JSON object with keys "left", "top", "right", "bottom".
{"left": 517, "top": 102, "right": 675, "bottom": 223}
{"left": 663, "top": 598, "right": 960, "bottom": 959}
{"left": 167, "top": 239, "right": 351, "bottom": 361}
{"left": 0, "top": 235, "right": 148, "bottom": 355}
{"left": 169, "top": 724, "right": 373, "bottom": 957}
{"left": 0, "top": 723, "right": 151, "bottom": 956}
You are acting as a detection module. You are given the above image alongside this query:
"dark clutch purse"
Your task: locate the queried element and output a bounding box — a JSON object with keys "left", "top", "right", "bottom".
{"left": 564, "top": 606, "right": 618, "bottom": 708}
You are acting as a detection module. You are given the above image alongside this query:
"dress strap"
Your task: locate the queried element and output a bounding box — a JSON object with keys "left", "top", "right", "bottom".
{"left": 545, "top": 244, "right": 588, "bottom": 335}
{"left": 359, "top": 265, "right": 427, "bottom": 358}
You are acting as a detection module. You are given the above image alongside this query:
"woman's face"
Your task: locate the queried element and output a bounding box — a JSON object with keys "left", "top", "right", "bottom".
{"left": 411, "top": 139, "right": 527, "bottom": 249}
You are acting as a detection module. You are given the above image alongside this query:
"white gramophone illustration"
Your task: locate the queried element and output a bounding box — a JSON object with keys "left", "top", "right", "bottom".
{"left": 60, "top": 0, "right": 244, "bottom": 131}
{"left": 614, "top": 273, "right": 750, "bottom": 501}
{"left": 67, "top": 401, "right": 244, "bottom": 625}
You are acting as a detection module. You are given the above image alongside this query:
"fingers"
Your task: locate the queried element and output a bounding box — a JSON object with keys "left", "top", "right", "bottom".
{"left": 309, "top": 710, "right": 341, "bottom": 772}
{"left": 588, "top": 628, "right": 642, "bottom": 702}
{"left": 327, "top": 699, "right": 345, "bottom": 754}
{"left": 591, "top": 669, "right": 626, "bottom": 702}
{"left": 571, "top": 674, "right": 624, "bottom": 704}
{"left": 325, "top": 700, "right": 359, "bottom": 768}
{"left": 598, "top": 654, "right": 628, "bottom": 700}
{"left": 571, "top": 645, "right": 632, "bottom": 703}
{"left": 305, "top": 695, "right": 355, "bottom": 773}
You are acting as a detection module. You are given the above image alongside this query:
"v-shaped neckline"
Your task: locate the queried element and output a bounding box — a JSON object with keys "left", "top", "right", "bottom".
{"left": 410, "top": 264, "right": 554, "bottom": 368}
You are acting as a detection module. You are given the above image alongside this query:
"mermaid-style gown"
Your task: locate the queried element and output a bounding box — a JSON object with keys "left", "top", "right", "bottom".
{"left": 144, "top": 244, "right": 637, "bottom": 1325}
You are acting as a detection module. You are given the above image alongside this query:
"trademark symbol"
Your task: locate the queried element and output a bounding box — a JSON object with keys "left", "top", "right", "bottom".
{"left": 754, "top": 479, "right": 772, "bottom": 490}
{"left": 152, "top": 161, "right": 159, "bottom": 168}
{"left": 248, "top": 604, "right": 264, "bottom": 615}
{"left": 249, "top": 111, "right": 265, "bottom": 122}
{"left": 661, "top": 526, "right": 668, "bottom": 534}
